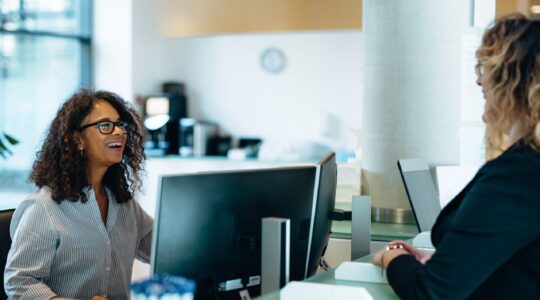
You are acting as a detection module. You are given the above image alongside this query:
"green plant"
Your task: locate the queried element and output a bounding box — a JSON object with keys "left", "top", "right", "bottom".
{"left": 0, "top": 132, "right": 19, "bottom": 159}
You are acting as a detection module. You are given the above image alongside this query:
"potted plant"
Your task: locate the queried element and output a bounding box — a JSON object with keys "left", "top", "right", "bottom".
{"left": 0, "top": 132, "right": 18, "bottom": 159}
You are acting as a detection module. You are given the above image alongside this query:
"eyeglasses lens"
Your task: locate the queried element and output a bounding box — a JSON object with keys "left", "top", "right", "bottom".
{"left": 97, "top": 121, "right": 128, "bottom": 134}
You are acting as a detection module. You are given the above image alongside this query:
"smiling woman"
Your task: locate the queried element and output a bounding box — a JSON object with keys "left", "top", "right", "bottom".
{"left": 4, "top": 89, "right": 153, "bottom": 300}
{"left": 29, "top": 90, "right": 145, "bottom": 205}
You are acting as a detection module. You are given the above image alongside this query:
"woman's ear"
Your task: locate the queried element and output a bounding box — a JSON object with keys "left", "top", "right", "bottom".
{"left": 75, "top": 133, "right": 85, "bottom": 151}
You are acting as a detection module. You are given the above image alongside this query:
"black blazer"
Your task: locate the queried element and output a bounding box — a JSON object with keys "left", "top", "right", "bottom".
{"left": 387, "top": 141, "right": 540, "bottom": 299}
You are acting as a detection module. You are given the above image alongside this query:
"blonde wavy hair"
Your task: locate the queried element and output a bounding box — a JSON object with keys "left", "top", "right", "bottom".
{"left": 476, "top": 13, "right": 540, "bottom": 158}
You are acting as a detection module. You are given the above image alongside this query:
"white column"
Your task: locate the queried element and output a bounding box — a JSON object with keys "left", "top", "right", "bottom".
{"left": 93, "top": 0, "right": 133, "bottom": 100}
{"left": 361, "top": 0, "right": 472, "bottom": 211}
{"left": 93, "top": 0, "right": 164, "bottom": 102}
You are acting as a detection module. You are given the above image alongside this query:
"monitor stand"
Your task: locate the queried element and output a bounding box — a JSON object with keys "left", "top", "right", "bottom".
{"left": 261, "top": 217, "right": 290, "bottom": 295}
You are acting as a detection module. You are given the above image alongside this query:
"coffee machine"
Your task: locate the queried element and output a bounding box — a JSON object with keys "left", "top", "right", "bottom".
{"left": 143, "top": 82, "right": 187, "bottom": 155}
{"left": 179, "top": 118, "right": 219, "bottom": 157}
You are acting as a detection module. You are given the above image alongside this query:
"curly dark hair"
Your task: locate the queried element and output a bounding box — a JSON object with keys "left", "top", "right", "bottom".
{"left": 29, "top": 89, "right": 146, "bottom": 203}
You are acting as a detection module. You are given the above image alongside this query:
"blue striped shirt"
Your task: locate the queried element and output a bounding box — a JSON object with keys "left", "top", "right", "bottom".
{"left": 4, "top": 187, "right": 153, "bottom": 300}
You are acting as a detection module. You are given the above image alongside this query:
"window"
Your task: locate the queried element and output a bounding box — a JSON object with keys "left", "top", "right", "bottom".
{"left": 0, "top": 0, "right": 92, "bottom": 198}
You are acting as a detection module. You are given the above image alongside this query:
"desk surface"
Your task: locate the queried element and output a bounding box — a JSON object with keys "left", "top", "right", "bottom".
{"left": 332, "top": 220, "right": 418, "bottom": 241}
{"left": 255, "top": 255, "right": 399, "bottom": 300}
{"left": 331, "top": 202, "right": 418, "bottom": 241}
{"left": 258, "top": 201, "right": 412, "bottom": 300}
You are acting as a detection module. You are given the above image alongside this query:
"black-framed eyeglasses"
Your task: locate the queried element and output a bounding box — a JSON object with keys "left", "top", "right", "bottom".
{"left": 79, "top": 120, "right": 129, "bottom": 134}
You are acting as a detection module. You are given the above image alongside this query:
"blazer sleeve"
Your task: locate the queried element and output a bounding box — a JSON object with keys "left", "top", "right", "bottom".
{"left": 133, "top": 200, "right": 153, "bottom": 263}
{"left": 386, "top": 153, "right": 540, "bottom": 299}
{"left": 4, "top": 199, "right": 59, "bottom": 300}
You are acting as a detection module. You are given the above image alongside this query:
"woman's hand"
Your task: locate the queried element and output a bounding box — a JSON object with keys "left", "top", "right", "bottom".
{"left": 372, "top": 240, "right": 433, "bottom": 269}
{"left": 372, "top": 245, "right": 408, "bottom": 268}
{"left": 389, "top": 241, "right": 433, "bottom": 265}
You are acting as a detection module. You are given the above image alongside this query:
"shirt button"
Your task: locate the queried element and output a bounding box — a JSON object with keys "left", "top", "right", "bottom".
{"left": 106, "top": 267, "right": 110, "bottom": 271}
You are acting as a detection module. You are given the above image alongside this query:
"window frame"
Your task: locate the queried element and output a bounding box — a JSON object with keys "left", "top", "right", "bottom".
{"left": 0, "top": 0, "right": 93, "bottom": 87}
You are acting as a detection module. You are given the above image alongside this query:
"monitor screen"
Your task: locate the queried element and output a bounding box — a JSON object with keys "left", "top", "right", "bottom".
{"left": 305, "top": 152, "right": 337, "bottom": 277}
{"left": 151, "top": 166, "right": 318, "bottom": 299}
{"left": 397, "top": 159, "right": 441, "bottom": 232}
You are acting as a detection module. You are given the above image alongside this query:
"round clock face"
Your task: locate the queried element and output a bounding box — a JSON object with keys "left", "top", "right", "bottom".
{"left": 260, "top": 47, "right": 286, "bottom": 74}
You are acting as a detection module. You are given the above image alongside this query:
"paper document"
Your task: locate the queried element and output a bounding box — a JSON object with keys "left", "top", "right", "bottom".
{"left": 412, "top": 231, "right": 435, "bottom": 250}
{"left": 280, "top": 281, "right": 373, "bottom": 300}
{"left": 459, "top": 126, "right": 486, "bottom": 166}
{"left": 436, "top": 166, "right": 478, "bottom": 208}
{"left": 334, "top": 262, "right": 387, "bottom": 284}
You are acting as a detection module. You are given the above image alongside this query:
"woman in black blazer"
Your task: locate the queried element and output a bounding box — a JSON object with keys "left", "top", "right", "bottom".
{"left": 372, "top": 13, "right": 540, "bottom": 299}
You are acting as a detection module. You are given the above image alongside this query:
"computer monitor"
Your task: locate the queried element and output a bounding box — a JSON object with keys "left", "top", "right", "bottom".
{"left": 305, "top": 152, "right": 337, "bottom": 277}
{"left": 397, "top": 159, "right": 441, "bottom": 232}
{"left": 151, "top": 166, "right": 318, "bottom": 299}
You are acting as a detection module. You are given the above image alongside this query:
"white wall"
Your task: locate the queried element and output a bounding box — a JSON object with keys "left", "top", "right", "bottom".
{"left": 160, "top": 31, "right": 363, "bottom": 152}
{"left": 94, "top": 0, "right": 364, "bottom": 154}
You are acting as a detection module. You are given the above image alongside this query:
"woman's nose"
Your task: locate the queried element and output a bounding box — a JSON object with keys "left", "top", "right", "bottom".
{"left": 112, "top": 125, "right": 124, "bottom": 135}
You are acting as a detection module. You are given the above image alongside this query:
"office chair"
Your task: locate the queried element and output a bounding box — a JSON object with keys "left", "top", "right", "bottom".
{"left": 0, "top": 209, "right": 15, "bottom": 300}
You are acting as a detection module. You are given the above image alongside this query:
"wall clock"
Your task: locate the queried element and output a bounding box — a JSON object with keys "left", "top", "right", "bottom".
{"left": 260, "top": 47, "right": 286, "bottom": 74}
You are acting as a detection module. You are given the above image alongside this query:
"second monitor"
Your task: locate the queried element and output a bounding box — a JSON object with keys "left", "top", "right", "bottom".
{"left": 151, "top": 152, "right": 337, "bottom": 299}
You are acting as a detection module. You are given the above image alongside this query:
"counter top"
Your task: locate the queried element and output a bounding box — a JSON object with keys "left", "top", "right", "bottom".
{"left": 331, "top": 201, "right": 418, "bottom": 241}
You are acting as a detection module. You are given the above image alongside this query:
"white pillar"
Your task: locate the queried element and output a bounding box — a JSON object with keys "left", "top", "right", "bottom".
{"left": 93, "top": 0, "right": 163, "bottom": 102}
{"left": 361, "top": 0, "right": 472, "bottom": 211}
{"left": 93, "top": 0, "right": 133, "bottom": 100}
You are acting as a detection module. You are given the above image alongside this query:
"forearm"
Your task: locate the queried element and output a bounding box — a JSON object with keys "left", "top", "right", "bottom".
{"left": 386, "top": 254, "right": 424, "bottom": 299}
{"left": 135, "top": 230, "right": 153, "bottom": 263}
{"left": 372, "top": 243, "right": 424, "bottom": 299}
{"left": 4, "top": 274, "right": 57, "bottom": 300}
{"left": 134, "top": 202, "right": 153, "bottom": 263}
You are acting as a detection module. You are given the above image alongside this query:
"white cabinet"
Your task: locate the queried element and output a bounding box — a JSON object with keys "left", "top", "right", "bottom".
{"left": 162, "top": 0, "right": 362, "bottom": 37}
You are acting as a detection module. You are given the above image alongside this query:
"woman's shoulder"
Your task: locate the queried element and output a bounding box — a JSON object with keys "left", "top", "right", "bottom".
{"left": 14, "top": 186, "right": 74, "bottom": 222}
{"left": 17, "top": 186, "right": 63, "bottom": 213}
{"left": 20, "top": 187, "right": 60, "bottom": 207}
{"left": 10, "top": 187, "right": 59, "bottom": 236}
{"left": 449, "top": 142, "right": 540, "bottom": 232}
{"left": 465, "top": 142, "right": 540, "bottom": 210}
{"left": 482, "top": 142, "right": 540, "bottom": 177}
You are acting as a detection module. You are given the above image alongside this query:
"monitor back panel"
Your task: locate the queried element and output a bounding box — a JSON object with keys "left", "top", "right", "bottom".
{"left": 151, "top": 166, "right": 317, "bottom": 283}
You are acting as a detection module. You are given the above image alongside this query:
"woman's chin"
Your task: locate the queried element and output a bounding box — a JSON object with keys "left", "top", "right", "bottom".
{"left": 105, "top": 154, "right": 123, "bottom": 166}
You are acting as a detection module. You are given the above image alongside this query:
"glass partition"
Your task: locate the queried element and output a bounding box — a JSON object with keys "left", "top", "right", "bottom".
{"left": 0, "top": 0, "right": 92, "bottom": 205}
